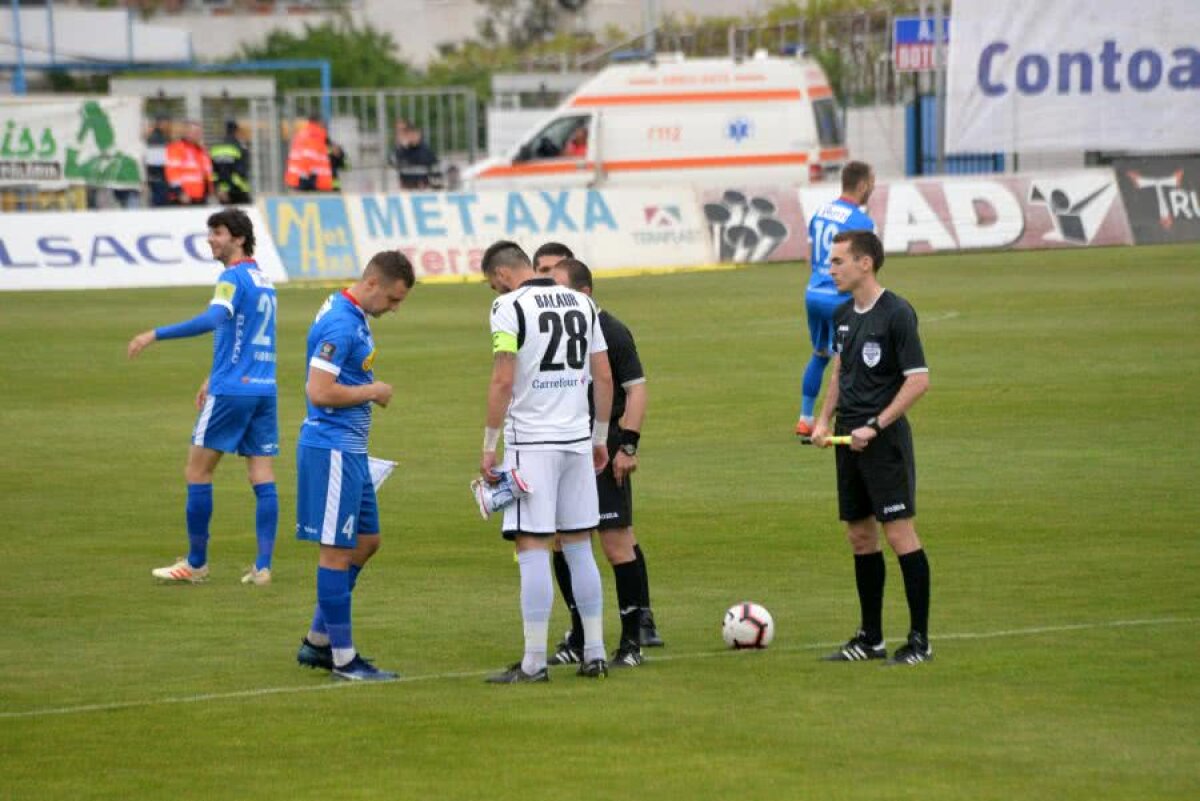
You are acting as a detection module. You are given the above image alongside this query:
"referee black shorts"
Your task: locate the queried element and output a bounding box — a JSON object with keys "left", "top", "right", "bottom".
{"left": 835, "top": 416, "right": 916, "bottom": 523}
{"left": 596, "top": 436, "right": 633, "bottom": 531}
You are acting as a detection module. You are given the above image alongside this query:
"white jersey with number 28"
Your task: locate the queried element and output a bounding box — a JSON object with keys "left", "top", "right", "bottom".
{"left": 490, "top": 277, "right": 607, "bottom": 452}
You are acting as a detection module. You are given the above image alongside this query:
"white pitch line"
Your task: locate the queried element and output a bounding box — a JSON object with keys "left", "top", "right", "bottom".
{"left": 2, "top": 616, "right": 1195, "bottom": 721}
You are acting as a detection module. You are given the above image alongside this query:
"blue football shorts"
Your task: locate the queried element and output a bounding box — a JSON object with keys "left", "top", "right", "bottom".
{"left": 191, "top": 394, "right": 279, "bottom": 456}
{"left": 805, "top": 289, "right": 847, "bottom": 354}
{"left": 295, "top": 445, "right": 380, "bottom": 548}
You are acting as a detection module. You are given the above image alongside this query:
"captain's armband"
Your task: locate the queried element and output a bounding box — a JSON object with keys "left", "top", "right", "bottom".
{"left": 492, "top": 331, "right": 518, "bottom": 354}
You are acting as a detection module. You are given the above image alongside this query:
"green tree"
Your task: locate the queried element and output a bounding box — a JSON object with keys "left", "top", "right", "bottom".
{"left": 234, "top": 20, "right": 414, "bottom": 92}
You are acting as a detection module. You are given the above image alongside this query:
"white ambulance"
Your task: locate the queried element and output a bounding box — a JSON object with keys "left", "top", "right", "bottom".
{"left": 462, "top": 50, "right": 848, "bottom": 190}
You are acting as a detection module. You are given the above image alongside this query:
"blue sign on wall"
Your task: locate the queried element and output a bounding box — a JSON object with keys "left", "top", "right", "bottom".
{"left": 264, "top": 196, "right": 359, "bottom": 279}
{"left": 894, "top": 16, "right": 951, "bottom": 72}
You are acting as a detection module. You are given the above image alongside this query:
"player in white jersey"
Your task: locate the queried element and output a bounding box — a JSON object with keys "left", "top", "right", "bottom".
{"left": 478, "top": 240, "right": 615, "bottom": 683}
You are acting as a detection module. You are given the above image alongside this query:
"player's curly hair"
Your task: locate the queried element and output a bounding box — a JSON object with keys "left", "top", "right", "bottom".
{"left": 207, "top": 208, "right": 255, "bottom": 256}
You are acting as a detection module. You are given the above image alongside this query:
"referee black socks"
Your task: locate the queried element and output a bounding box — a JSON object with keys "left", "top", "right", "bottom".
{"left": 854, "top": 551, "right": 886, "bottom": 643}
{"left": 897, "top": 549, "right": 931, "bottom": 638}
{"left": 613, "top": 559, "right": 643, "bottom": 645}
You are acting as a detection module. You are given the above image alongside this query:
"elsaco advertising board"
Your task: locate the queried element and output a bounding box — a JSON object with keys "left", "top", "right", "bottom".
{"left": 0, "top": 207, "right": 287, "bottom": 291}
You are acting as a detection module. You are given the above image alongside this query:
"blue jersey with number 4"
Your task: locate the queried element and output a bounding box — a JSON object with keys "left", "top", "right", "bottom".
{"left": 209, "top": 260, "right": 277, "bottom": 396}
{"left": 807, "top": 198, "right": 876, "bottom": 295}
{"left": 299, "top": 291, "right": 376, "bottom": 454}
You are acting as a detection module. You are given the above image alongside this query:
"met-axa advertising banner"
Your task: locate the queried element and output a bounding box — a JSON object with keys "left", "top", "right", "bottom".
{"left": 946, "top": 0, "right": 1200, "bottom": 153}
{"left": 0, "top": 96, "right": 144, "bottom": 188}
{"left": 0, "top": 207, "right": 287, "bottom": 291}
{"left": 263, "top": 189, "right": 713, "bottom": 281}
{"left": 345, "top": 189, "right": 711, "bottom": 279}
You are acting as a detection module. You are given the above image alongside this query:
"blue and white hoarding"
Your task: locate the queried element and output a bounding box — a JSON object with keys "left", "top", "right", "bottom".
{"left": 946, "top": 0, "right": 1200, "bottom": 153}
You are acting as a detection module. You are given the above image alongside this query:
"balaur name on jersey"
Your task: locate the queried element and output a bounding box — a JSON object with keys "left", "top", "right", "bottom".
{"left": 491, "top": 277, "right": 607, "bottom": 452}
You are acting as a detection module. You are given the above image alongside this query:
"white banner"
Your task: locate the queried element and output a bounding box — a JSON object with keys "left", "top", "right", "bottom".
{"left": 0, "top": 96, "right": 145, "bottom": 188}
{"left": 341, "top": 188, "right": 712, "bottom": 278}
{"left": 794, "top": 169, "right": 1133, "bottom": 254}
{"left": 0, "top": 207, "right": 288, "bottom": 291}
{"left": 946, "top": 0, "right": 1200, "bottom": 153}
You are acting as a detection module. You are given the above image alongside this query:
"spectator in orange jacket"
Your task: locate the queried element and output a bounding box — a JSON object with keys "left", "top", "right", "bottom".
{"left": 165, "top": 121, "right": 213, "bottom": 205}
{"left": 285, "top": 116, "right": 334, "bottom": 192}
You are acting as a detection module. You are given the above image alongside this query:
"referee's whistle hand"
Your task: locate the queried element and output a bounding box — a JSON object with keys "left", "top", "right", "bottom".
{"left": 613, "top": 452, "right": 637, "bottom": 486}
{"left": 850, "top": 427, "right": 876, "bottom": 452}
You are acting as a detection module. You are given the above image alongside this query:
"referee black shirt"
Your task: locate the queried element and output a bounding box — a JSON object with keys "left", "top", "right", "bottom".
{"left": 588, "top": 309, "right": 645, "bottom": 426}
{"left": 833, "top": 289, "right": 927, "bottom": 427}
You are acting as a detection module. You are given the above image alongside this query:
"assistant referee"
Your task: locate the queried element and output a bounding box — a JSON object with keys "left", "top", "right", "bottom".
{"left": 812, "top": 230, "right": 933, "bottom": 665}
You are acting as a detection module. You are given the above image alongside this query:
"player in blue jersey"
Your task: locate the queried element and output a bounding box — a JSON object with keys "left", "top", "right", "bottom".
{"left": 796, "top": 161, "right": 876, "bottom": 438}
{"left": 293, "top": 251, "right": 414, "bottom": 682}
{"left": 128, "top": 209, "right": 280, "bottom": 586}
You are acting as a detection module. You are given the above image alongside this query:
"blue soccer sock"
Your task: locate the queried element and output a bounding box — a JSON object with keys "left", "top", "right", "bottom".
{"left": 309, "top": 563, "right": 363, "bottom": 645}
{"left": 801, "top": 353, "right": 831, "bottom": 418}
{"left": 252, "top": 482, "right": 278, "bottom": 571}
{"left": 186, "top": 483, "right": 213, "bottom": 568}
{"left": 317, "top": 566, "right": 354, "bottom": 667}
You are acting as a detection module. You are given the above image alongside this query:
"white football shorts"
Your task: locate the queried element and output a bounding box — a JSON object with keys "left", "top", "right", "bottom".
{"left": 499, "top": 448, "right": 599, "bottom": 538}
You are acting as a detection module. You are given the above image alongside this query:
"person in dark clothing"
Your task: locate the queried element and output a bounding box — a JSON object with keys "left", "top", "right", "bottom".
{"left": 328, "top": 141, "right": 348, "bottom": 191}
{"left": 211, "top": 120, "right": 252, "bottom": 205}
{"left": 145, "top": 116, "right": 172, "bottom": 208}
{"left": 812, "top": 230, "right": 933, "bottom": 667}
{"left": 389, "top": 127, "right": 441, "bottom": 190}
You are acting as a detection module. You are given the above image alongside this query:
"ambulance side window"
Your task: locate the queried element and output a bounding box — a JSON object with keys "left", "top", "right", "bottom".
{"left": 516, "top": 115, "right": 591, "bottom": 162}
{"left": 812, "top": 98, "right": 845, "bottom": 147}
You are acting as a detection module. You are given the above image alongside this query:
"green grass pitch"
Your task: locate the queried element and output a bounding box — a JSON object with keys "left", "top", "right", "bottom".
{"left": 1, "top": 244, "right": 1197, "bottom": 800}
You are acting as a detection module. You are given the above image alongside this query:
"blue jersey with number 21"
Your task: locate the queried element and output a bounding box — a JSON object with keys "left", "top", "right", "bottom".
{"left": 208, "top": 259, "right": 277, "bottom": 396}
{"left": 807, "top": 197, "right": 876, "bottom": 295}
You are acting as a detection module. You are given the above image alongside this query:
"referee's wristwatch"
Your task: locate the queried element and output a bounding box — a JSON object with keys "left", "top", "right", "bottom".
{"left": 618, "top": 429, "right": 640, "bottom": 456}
{"left": 866, "top": 416, "right": 884, "bottom": 435}
{"left": 619, "top": 442, "right": 638, "bottom": 457}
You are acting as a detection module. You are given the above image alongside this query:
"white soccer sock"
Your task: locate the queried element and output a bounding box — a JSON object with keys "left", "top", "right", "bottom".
{"left": 562, "top": 539, "right": 605, "bottom": 662}
{"left": 306, "top": 630, "right": 331, "bottom": 647}
{"left": 517, "top": 549, "right": 552, "bottom": 674}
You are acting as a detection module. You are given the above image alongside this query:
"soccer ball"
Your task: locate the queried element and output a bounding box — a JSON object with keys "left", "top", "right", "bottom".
{"left": 722, "top": 602, "right": 775, "bottom": 649}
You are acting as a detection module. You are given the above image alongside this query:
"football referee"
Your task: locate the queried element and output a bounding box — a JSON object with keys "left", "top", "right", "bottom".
{"left": 811, "top": 230, "right": 933, "bottom": 665}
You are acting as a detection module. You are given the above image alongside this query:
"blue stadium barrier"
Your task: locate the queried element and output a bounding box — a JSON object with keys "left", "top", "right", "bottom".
{"left": 906, "top": 95, "right": 1005, "bottom": 176}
